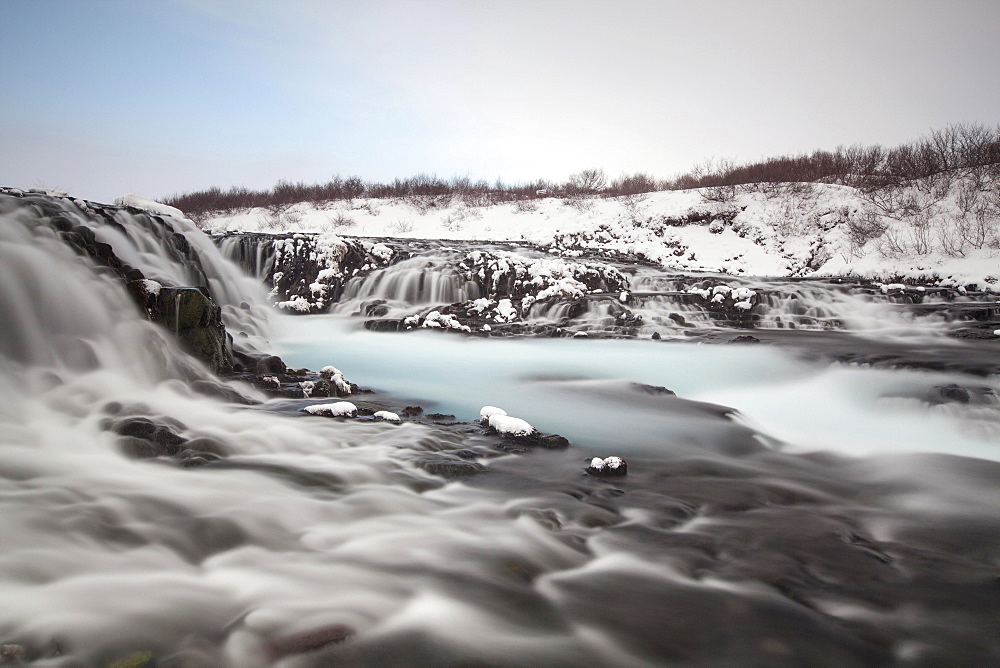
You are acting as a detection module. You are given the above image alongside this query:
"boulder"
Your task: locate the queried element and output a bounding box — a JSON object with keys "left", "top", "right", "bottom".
{"left": 155, "top": 287, "right": 234, "bottom": 375}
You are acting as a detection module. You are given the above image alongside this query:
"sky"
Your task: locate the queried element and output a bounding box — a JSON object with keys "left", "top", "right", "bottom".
{"left": 2, "top": 0, "right": 999, "bottom": 204}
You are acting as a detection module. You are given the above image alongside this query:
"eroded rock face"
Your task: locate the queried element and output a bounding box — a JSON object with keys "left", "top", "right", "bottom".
{"left": 151, "top": 287, "right": 234, "bottom": 375}
{"left": 218, "top": 232, "right": 402, "bottom": 314}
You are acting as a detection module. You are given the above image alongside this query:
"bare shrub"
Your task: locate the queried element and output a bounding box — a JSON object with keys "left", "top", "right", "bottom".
{"left": 326, "top": 211, "right": 356, "bottom": 230}
{"left": 512, "top": 198, "right": 538, "bottom": 213}
{"left": 844, "top": 210, "right": 887, "bottom": 256}
{"left": 389, "top": 218, "right": 414, "bottom": 234}
{"left": 562, "top": 197, "right": 596, "bottom": 213}
{"left": 565, "top": 168, "right": 607, "bottom": 195}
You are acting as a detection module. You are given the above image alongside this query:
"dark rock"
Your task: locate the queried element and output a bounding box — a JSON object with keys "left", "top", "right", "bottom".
{"left": 110, "top": 416, "right": 192, "bottom": 460}
{"left": 426, "top": 413, "right": 456, "bottom": 421}
{"left": 729, "top": 335, "right": 761, "bottom": 344}
{"left": 401, "top": 406, "right": 423, "bottom": 417}
{"left": 365, "top": 319, "right": 402, "bottom": 332}
{"left": 936, "top": 384, "right": 971, "bottom": 404}
{"left": 155, "top": 287, "right": 234, "bottom": 374}
{"left": 255, "top": 355, "right": 287, "bottom": 376}
{"left": 651, "top": 332, "right": 661, "bottom": 340}
{"left": 112, "top": 416, "right": 158, "bottom": 438}
{"left": 631, "top": 383, "right": 676, "bottom": 396}
{"left": 535, "top": 434, "right": 570, "bottom": 449}
{"left": 266, "top": 624, "right": 355, "bottom": 661}
{"left": 419, "top": 459, "right": 487, "bottom": 478}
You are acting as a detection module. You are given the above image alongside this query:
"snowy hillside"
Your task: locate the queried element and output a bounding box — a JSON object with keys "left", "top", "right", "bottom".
{"left": 195, "top": 177, "right": 1000, "bottom": 289}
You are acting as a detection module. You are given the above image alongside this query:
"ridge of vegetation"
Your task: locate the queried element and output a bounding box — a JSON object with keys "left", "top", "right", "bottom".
{"left": 164, "top": 123, "right": 1000, "bottom": 222}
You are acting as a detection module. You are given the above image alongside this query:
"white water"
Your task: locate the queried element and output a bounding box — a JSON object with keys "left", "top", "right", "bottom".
{"left": 3, "top": 193, "right": 1000, "bottom": 665}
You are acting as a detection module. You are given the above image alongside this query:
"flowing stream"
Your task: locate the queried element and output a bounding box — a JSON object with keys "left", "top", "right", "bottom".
{"left": 1, "top": 191, "right": 999, "bottom": 666}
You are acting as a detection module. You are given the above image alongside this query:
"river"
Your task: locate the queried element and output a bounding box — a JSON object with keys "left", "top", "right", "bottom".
{"left": 1, "top": 190, "right": 999, "bottom": 666}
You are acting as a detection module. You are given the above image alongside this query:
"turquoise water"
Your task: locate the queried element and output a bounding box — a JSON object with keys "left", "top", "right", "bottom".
{"left": 274, "top": 314, "right": 1000, "bottom": 461}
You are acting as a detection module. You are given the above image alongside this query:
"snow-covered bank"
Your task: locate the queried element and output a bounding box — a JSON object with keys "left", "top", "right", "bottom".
{"left": 199, "top": 178, "right": 1000, "bottom": 289}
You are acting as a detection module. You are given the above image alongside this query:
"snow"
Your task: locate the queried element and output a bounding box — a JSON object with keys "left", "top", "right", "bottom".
{"left": 419, "top": 310, "right": 472, "bottom": 333}
{"left": 115, "top": 194, "right": 188, "bottom": 220}
{"left": 479, "top": 406, "right": 507, "bottom": 422}
{"left": 488, "top": 414, "right": 534, "bottom": 436}
{"left": 276, "top": 296, "right": 312, "bottom": 312}
{"left": 373, "top": 410, "right": 400, "bottom": 422}
{"left": 319, "top": 366, "right": 352, "bottom": 395}
{"left": 140, "top": 279, "right": 162, "bottom": 296}
{"left": 588, "top": 456, "right": 626, "bottom": 472}
{"left": 303, "top": 401, "right": 358, "bottom": 417}
{"left": 494, "top": 299, "right": 517, "bottom": 323}
{"left": 198, "top": 175, "right": 1000, "bottom": 289}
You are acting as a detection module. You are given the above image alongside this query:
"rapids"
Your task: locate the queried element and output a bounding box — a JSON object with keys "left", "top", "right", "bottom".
{"left": 1, "top": 190, "right": 999, "bottom": 666}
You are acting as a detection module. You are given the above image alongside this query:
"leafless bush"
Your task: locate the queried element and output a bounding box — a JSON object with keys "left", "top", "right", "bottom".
{"left": 564, "top": 168, "right": 607, "bottom": 195}
{"left": 326, "top": 211, "right": 356, "bottom": 230}
{"left": 512, "top": 198, "right": 538, "bottom": 213}
{"left": 844, "top": 210, "right": 887, "bottom": 253}
{"left": 562, "top": 197, "right": 596, "bottom": 213}
{"left": 389, "top": 218, "right": 414, "bottom": 234}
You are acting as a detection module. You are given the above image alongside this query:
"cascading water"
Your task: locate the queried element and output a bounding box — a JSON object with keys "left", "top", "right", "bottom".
{"left": 3, "top": 191, "right": 1000, "bottom": 665}
{"left": 331, "top": 254, "right": 480, "bottom": 317}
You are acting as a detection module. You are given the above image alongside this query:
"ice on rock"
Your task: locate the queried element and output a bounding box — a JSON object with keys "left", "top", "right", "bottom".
{"left": 488, "top": 414, "right": 534, "bottom": 436}
{"left": 479, "top": 406, "right": 507, "bottom": 422}
{"left": 303, "top": 401, "right": 358, "bottom": 417}
{"left": 493, "top": 299, "right": 517, "bottom": 323}
{"left": 587, "top": 455, "right": 628, "bottom": 476}
{"left": 276, "top": 295, "right": 312, "bottom": 312}
{"left": 320, "top": 366, "right": 352, "bottom": 395}
{"left": 373, "top": 410, "right": 401, "bottom": 423}
{"left": 422, "top": 311, "right": 472, "bottom": 333}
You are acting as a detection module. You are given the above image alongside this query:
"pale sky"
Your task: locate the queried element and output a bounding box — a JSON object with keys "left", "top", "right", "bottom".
{"left": 2, "top": 0, "right": 998, "bottom": 203}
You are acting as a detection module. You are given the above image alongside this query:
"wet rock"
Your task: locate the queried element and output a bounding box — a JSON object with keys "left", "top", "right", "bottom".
{"left": 401, "top": 406, "right": 424, "bottom": 417}
{"left": 112, "top": 417, "right": 188, "bottom": 459}
{"left": 255, "top": 355, "right": 287, "bottom": 376}
{"left": 631, "top": 383, "right": 676, "bottom": 396}
{"left": 935, "top": 383, "right": 971, "bottom": 404}
{"left": 419, "top": 459, "right": 487, "bottom": 478}
{"left": 535, "top": 434, "right": 570, "bottom": 449}
{"left": 155, "top": 287, "right": 234, "bottom": 374}
{"left": 266, "top": 624, "right": 355, "bottom": 661}
{"left": 729, "top": 335, "right": 761, "bottom": 344}
{"left": 1, "top": 644, "right": 26, "bottom": 664}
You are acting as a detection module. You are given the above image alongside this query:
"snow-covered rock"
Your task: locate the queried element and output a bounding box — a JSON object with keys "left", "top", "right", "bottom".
{"left": 373, "top": 410, "right": 401, "bottom": 423}
{"left": 115, "top": 194, "right": 188, "bottom": 220}
{"left": 586, "top": 455, "right": 628, "bottom": 476}
{"left": 488, "top": 414, "right": 534, "bottom": 436}
{"left": 302, "top": 401, "right": 358, "bottom": 417}
{"left": 479, "top": 406, "right": 507, "bottom": 423}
